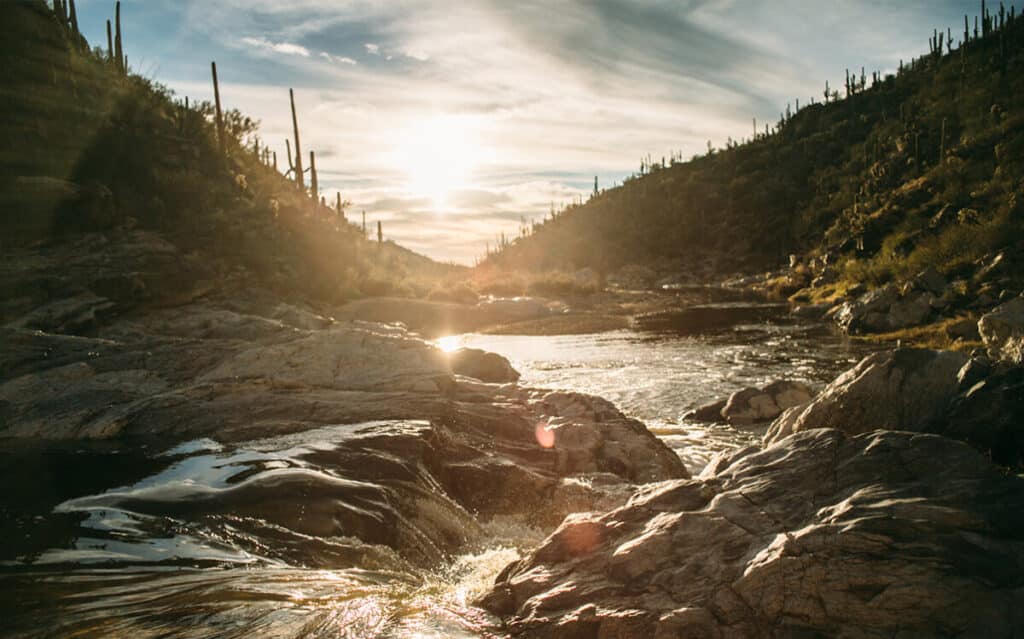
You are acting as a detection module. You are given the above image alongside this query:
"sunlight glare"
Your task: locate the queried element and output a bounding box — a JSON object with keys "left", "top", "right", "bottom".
{"left": 436, "top": 335, "right": 463, "bottom": 353}
{"left": 395, "top": 115, "right": 487, "bottom": 210}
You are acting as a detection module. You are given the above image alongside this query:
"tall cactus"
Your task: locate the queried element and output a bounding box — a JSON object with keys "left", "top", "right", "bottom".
{"left": 377, "top": 220, "right": 383, "bottom": 244}
{"left": 211, "top": 62, "right": 224, "bottom": 154}
{"left": 69, "top": 0, "right": 79, "bottom": 35}
{"left": 285, "top": 139, "right": 294, "bottom": 176}
{"left": 309, "top": 150, "right": 318, "bottom": 200}
{"left": 940, "top": 118, "right": 947, "bottom": 164}
{"left": 289, "top": 89, "right": 304, "bottom": 189}
{"left": 106, "top": 19, "right": 113, "bottom": 61}
{"left": 115, "top": 1, "right": 124, "bottom": 74}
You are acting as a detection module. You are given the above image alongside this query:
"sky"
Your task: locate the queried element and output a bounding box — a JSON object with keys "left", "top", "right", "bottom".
{"left": 75, "top": 0, "right": 978, "bottom": 264}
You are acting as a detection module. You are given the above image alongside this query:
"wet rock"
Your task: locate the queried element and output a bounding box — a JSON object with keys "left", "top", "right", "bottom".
{"left": 721, "top": 380, "right": 814, "bottom": 426}
{"left": 978, "top": 295, "right": 1024, "bottom": 363}
{"left": 682, "top": 398, "right": 727, "bottom": 423}
{"left": 483, "top": 429, "right": 1024, "bottom": 638}
{"left": 765, "top": 349, "right": 967, "bottom": 443}
{"left": 448, "top": 347, "right": 520, "bottom": 383}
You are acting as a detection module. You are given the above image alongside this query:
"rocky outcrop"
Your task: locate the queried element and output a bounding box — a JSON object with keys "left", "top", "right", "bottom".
{"left": 766, "top": 348, "right": 967, "bottom": 443}
{"left": 482, "top": 428, "right": 1024, "bottom": 638}
{"left": 833, "top": 284, "right": 934, "bottom": 334}
{"left": 979, "top": 294, "right": 1024, "bottom": 363}
{"left": 764, "top": 348, "right": 1024, "bottom": 470}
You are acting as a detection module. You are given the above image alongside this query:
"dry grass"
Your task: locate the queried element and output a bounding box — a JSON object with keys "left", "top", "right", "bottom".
{"left": 850, "top": 315, "right": 983, "bottom": 352}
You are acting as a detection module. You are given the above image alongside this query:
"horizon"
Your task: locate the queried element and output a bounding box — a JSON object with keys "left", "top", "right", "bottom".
{"left": 75, "top": 0, "right": 976, "bottom": 264}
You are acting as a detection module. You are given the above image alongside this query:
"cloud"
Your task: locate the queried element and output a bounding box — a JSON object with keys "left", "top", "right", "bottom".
{"left": 240, "top": 36, "right": 311, "bottom": 57}
{"left": 320, "top": 52, "right": 357, "bottom": 65}
{"left": 364, "top": 42, "right": 380, "bottom": 54}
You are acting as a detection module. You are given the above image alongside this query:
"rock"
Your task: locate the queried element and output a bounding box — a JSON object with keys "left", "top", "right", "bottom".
{"left": 682, "top": 398, "right": 727, "bottom": 423}
{"left": 912, "top": 266, "right": 946, "bottom": 295}
{"left": 483, "top": 429, "right": 1024, "bottom": 638}
{"left": 942, "top": 365, "right": 1024, "bottom": 469}
{"left": 448, "top": 347, "right": 520, "bottom": 383}
{"left": 979, "top": 295, "right": 1024, "bottom": 363}
{"left": 833, "top": 285, "right": 933, "bottom": 334}
{"left": 721, "top": 380, "right": 814, "bottom": 426}
{"left": 946, "top": 317, "right": 981, "bottom": 341}
{"left": 765, "top": 349, "right": 967, "bottom": 444}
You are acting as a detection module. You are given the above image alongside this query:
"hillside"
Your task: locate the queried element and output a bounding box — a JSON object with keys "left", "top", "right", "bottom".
{"left": 480, "top": 6, "right": 1024, "bottom": 297}
{"left": 0, "top": 0, "right": 459, "bottom": 308}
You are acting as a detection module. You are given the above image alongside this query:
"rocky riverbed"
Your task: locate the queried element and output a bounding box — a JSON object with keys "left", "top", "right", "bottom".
{"left": 3, "top": 230, "right": 1024, "bottom": 637}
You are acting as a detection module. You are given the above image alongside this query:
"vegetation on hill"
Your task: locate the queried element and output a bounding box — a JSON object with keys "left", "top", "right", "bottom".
{"left": 479, "top": 5, "right": 1024, "bottom": 296}
{"left": 1, "top": 0, "right": 459, "bottom": 305}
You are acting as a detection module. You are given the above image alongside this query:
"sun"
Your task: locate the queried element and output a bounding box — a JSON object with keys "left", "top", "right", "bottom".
{"left": 395, "top": 115, "right": 485, "bottom": 210}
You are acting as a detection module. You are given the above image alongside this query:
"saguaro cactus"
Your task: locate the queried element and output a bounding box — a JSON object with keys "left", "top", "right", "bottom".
{"left": 69, "top": 0, "right": 79, "bottom": 35}
{"left": 309, "top": 150, "right": 318, "bottom": 200}
{"left": 940, "top": 117, "right": 947, "bottom": 163}
{"left": 106, "top": 20, "right": 113, "bottom": 61}
{"left": 377, "top": 220, "right": 383, "bottom": 244}
{"left": 211, "top": 62, "right": 224, "bottom": 154}
{"left": 289, "top": 89, "right": 304, "bottom": 189}
{"left": 115, "top": 1, "right": 124, "bottom": 74}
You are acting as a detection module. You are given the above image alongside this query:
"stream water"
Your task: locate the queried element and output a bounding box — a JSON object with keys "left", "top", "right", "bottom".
{"left": 1, "top": 320, "right": 877, "bottom": 638}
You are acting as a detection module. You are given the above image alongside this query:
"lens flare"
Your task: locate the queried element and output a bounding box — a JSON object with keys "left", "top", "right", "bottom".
{"left": 535, "top": 422, "right": 555, "bottom": 448}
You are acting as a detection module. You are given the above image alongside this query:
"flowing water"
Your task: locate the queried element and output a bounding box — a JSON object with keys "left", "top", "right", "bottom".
{"left": 1, "top": 320, "right": 877, "bottom": 638}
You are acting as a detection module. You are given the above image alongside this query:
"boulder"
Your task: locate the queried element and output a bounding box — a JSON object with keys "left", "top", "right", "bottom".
{"left": 483, "top": 429, "right": 1024, "bottom": 638}
{"left": 942, "top": 364, "right": 1024, "bottom": 469}
{"left": 448, "top": 347, "right": 520, "bottom": 383}
{"left": 682, "top": 398, "right": 727, "bottom": 423}
{"left": 721, "top": 380, "right": 814, "bottom": 426}
{"left": 765, "top": 349, "right": 967, "bottom": 443}
{"left": 978, "top": 295, "right": 1024, "bottom": 363}
{"left": 833, "top": 285, "right": 933, "bottom": 334}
